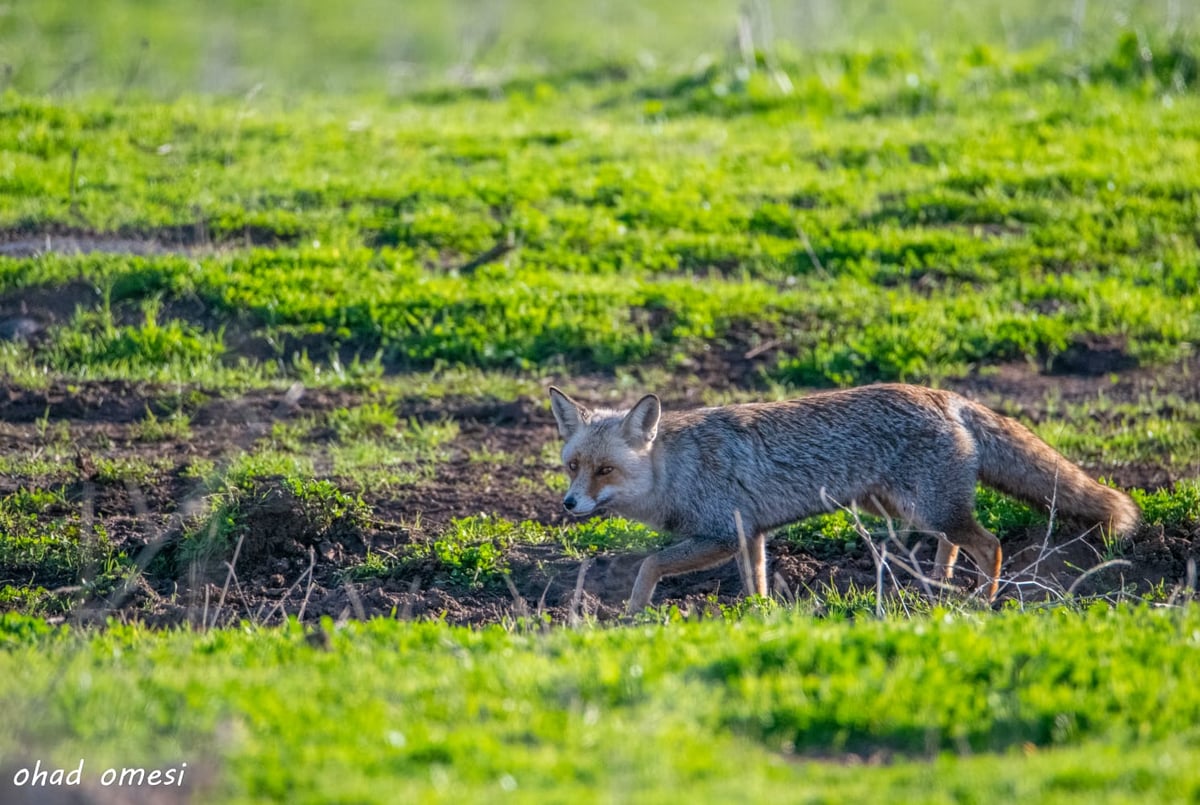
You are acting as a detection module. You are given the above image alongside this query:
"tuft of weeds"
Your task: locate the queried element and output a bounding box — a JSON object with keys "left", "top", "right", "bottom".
{"left": 327, "top": 403, "right": 399, "bottom": 441}
{"left": 92, "top": 455, "right": 173, "bottom": 485}
{"left": 400, "top": 515, "right": 548, "bottom": 590}
{"left": 33, "top": 406, "right": 70, "bottom": 447}
{"left": 284, "top": 477, "right": 369, "bottom": 529}
{"left": 176, "top": 495, "right": 241, "bottom": 570}
{"left": 129, "top": 406, "right": 193, "bottom": 442}
{"left": 777, "top": 511, "right": 867, "bottom": 559}
{"left": 809, "top": 581, "right": 943, "bottom": 621}
{"left": 221, "top": 451, "right": 316, "bottom": 490}
{"left": 559, "top": 517, "right": 668, "bottom": 557}
{"left": 46, "top": 303, "right": 226, "bottom": 381}
{"left": 1132, "top": 479, "right": 1200, "bottom": 527}
{"left": 339, "top": 550, "right": 394, "bottom": 583}
{"left": 0, "top": 585, "right": 64, "bottom": 618}
{"left": 974, "top": 487, "right": 1049, "bottom": 534}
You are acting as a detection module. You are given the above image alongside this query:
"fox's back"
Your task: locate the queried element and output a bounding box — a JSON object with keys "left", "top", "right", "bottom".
{"left": 649, "top": 384, "right": 974, "bottom": 534}
{"left": 659, "top": 384, "right": 962, "bottom": 465}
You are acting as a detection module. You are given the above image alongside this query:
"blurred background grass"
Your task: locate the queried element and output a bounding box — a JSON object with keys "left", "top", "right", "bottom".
{"left": 3, "top": 0, "right": 1195, "bottom": 98}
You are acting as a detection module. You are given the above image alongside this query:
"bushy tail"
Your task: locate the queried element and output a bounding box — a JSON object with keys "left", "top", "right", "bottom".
{"left": 958, "top": 401, "right": 1140, "bottom": 536}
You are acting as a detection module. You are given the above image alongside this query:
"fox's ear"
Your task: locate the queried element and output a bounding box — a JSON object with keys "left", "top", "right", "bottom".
{"left": 548, "top": 386, "right": 588, "bottom": 440}
{"left": 621, "top": 393, "right": 661, "bottom": 447}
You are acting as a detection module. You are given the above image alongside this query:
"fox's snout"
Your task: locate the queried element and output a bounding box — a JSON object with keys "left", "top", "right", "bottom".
{"left": 561, "top": 490, "right": 600, "bottom": 517}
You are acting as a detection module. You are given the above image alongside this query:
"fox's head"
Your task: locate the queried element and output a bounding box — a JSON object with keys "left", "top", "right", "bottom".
{"left": 547, "top": 387, "right": 660, "bottom": 518}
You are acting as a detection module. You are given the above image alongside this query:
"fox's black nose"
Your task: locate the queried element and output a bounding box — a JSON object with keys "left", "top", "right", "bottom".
{"left": 563, "top": 496, "right": 577, "bottom": 511}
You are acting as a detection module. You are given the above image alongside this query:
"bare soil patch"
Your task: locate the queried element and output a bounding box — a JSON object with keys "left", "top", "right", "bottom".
{"left": 0, "top": 223, "right": 298, "bottom": 259}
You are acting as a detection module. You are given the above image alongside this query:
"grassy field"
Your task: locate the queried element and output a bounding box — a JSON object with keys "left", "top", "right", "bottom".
{"left": 2, "top": 1, "right": 1200, "bottom": 801}
{"left": 4, "top": 607, "right": 1200, "bottom": 802}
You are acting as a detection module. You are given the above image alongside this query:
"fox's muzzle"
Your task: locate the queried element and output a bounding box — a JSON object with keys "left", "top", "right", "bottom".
{"left": 562, "top": 492, "right": 600, "bottom": 516}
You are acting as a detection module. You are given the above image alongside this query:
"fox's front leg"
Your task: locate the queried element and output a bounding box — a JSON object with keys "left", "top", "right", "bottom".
{"left": 733, "top": 531, "right": 769, "bottom": 597}
{"left": 750, "top": 532, "right": 768, "bottom": 596}
{"left": 626, "top": 539, "right": 737, "bottom": 614}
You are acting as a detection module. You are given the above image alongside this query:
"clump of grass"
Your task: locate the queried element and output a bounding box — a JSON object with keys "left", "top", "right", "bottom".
{"left": 176, "top": 495, "right": 241, "bottom": 569}
{"left": 271, "top": 410, "right": 457, "bottom": 478}
{"left": 221, "top": 452, "right": 316, "bottom": 490}
{"left": 396, "top": 418, "right": 460, "bottom": 459}
{"left": 92, "top": 455, "right": 173, "bottom": 485}
{"left": 0, "top": 585, "right": 62, "bottom": 618}
{"left": 1132, "top": 479, "right": 1200, "bottom": 527}
{"left": 401, "top": 516, "right": 548, "bottom": 590}
{"left": 47, "top": 304, "right": 226, "bottom": 381}
{"left": 777, "top": 510, "right": 867, "bottom": 559}
{"left": 974, "top": 486, "right": 1049, "bottom": 534}
{"left": 354, "top": 516, "right": 669, "bottom": 585}
{"left": 340, "top": 550, "right": 393, "bottom": 582}
{"left": 129, "top": 406, "right": 193, "bottom": 442}
{"left": 33, "top": 406, "right": 71, "bottom": 448}
{"left": 328, "top": 417, "right": 459, "bottom": 490}
{"left": 284, "top": 477, "right": 369, "bottom": 528}
{"left": 327, "top": 403, "right": 399, "bottom": 441}
{"left": 806, "top": 581, "right": 937, "bottom": 621}
{"left": 559, "top": 517, "right": 667, "bottom": 556}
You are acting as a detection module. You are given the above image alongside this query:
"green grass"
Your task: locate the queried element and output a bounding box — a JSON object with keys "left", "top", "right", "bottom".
{"left": 325, "top": 403, "right": 398, "bottom": 441}
{"left": 2, "top": 606, "right": 1200, "bottom": 801}
{"left": 1133, "top": 480, "right": 1200, "bottom": 528}
{"left": 355, "top": 515, "right": 675, "bottom": 591}
{"left": 777, "top": 485, "right": 1066, "bottom": 561}
{"left": 559, "top": 517, "right": 671, "bottom": 557}
{"left": 3, "top": 30, "right": 1200, "bottom": 389}
{"left": 129, "top": 406, "right": 193, "bottom": 443}
{"left": 397, "top": 515, "right": 544, "bottom": 590}
{"left": 363, "top": 515, "right": 670, "bottom": 591}
{"left": 1034, "top": 396, "right": 1200, "bottom": 472}
{"left": 0, "top": 488, "right": 134, "bottom": 614}
{"left": 267, "top": 408, "right": 459, "bottom": 491}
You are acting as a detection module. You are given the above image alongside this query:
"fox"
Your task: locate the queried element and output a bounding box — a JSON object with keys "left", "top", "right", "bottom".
{"left": 548, "top": 384, "right": 1140, "bottom": 613}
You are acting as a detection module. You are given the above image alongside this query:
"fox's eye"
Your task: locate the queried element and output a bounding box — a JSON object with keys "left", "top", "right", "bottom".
{"left": 567, "top": 460, "right": 578, "bottom": 473}
{"left": 596, "top": 466, "right": 613, "bottom": 476}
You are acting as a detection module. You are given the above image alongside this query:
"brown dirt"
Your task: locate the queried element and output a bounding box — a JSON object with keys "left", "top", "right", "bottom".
{"left": 0, "top": 223, "right": 298, "bottom": 258}
{"left": 0, "top": 346, "right": 1196, "bottom": 628}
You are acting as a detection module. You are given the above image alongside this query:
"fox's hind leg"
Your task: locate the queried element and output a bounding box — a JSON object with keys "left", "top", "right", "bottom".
{"left": 940, "top": 520, "right": 1001, "bottom": 601}
{"left": 932, "top": 538, "right": 960, "bottom": 585}
{"left": 627, "top": 539, "right": 737, "bottom": 614}
{"left": 917, "top": 487, "right": 1002, "bottom": 601}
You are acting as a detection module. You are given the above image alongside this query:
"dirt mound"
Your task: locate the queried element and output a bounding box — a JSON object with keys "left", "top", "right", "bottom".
{"left": 1046, "top": 334, "right": 1138, "bottom": 376}
{"left": 231, "top": 479, "right": 368, "bottom": 568}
